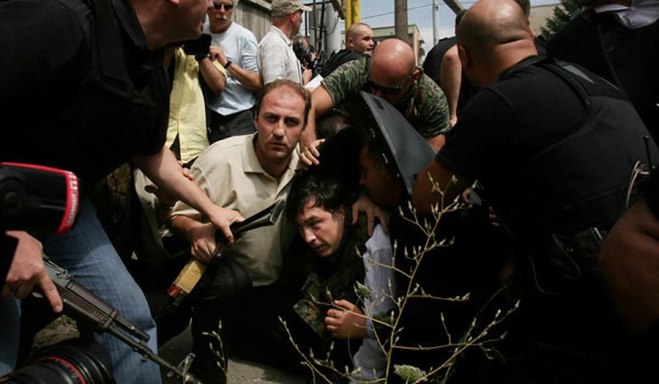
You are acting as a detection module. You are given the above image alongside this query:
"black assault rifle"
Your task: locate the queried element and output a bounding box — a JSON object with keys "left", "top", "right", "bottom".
{"left": 35, "top": 258, "right": 202, "bottom": 384}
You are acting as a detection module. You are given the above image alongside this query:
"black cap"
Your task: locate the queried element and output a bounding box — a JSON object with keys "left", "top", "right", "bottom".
{"left": 360, "top": 91, "right": 437, "bottom": 196}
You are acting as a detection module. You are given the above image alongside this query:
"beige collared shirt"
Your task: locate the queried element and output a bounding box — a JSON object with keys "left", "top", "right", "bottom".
{"left": 171, "top": 133, "right": 300, "bottom": 286}
{"left": 258, "top": 25, "right": 303, "bottom": 84}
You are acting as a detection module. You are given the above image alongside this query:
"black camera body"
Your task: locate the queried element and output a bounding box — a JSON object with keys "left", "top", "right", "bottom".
{"left": 1, "top": 162, "right": 79, "bottom": 289}
{"left": 0, "top": 342, "right": 113, "bottom": 384}
{"left": 0, "top": 162, "right": 79, "bottom": 236}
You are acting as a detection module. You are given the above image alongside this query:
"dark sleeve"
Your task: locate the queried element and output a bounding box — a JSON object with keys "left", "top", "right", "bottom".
{"left": 0, "top": 0, "right": 90, "bottom": 107}
{"left": 319, "top": 51, "right": 362, "bottom": 77}
{"left": 435, "top": 88, "right": 518, "bottom": 177}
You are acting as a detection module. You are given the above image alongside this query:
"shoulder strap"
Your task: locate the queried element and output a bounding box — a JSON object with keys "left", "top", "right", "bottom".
{"left": 538, "top": 59, "right": 593, "bottom": 110}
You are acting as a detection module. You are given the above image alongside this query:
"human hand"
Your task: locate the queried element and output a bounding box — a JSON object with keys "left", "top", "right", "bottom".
{"left": 2, "top": 231, "right": 62, "bottom": 313}
{"left": 352, "top": 192, "right": 389, "bottom": 235}
{"left": 324, "top": 299, "right": 367, "bottom": 339}
{"left": 449, "top": 114, "right": 458, "bottom": 128}
{"left": 207, "top": 206, "right": 244, "bottom": 244}
{"left": 209, "top": 45, "right": 228, "bottom": 67}
{"left": 299, "top": 138, "right": 325, "bottom": 167}
{"left": 186, "top": 222, "right": 219, "bottom": 263}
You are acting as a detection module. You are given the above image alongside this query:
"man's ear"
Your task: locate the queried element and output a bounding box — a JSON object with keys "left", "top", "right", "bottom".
{"left": 411, "top": 67, "right": 423, "bottom": 81}
{"left": 457, "top": 44, "right": 469, "bottom": 69}
{"left": 346, "top": 37, "right": 353, "bottom": 50}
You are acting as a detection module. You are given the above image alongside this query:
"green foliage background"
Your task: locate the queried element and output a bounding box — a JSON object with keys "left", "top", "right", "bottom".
{"left": 540, "top": 0, "right": 581, "bottom": 40}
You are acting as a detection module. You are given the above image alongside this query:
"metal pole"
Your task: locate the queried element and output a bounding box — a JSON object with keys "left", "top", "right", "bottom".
{"left": 394, "top": 0, "right": 408, "bottom": 42}
{"left": 442, "top": 0, "right": 464, "bottom": 14}
{"left": 345, "top": 0, "right": 353, "bottom": 30}
{"left": 352, "top": 0, "right": 360, "bottom": 24}
{"left": 432, "top": 0, "right": 440, "bottom": 46}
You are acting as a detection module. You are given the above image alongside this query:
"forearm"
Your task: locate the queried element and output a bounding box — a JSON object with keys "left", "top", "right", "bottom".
{"left": 600, "top": 198, "right": 659, "bottom": 333}
{"left": 228, "top": 65, "right": 262, "bottom": 91}
{"left": 440, "top": 46, "right": 462, "bottom": 126}
{"left": 169, "top": 214, "right": 203, "bottom": 242}
{"left": 198, "top": 58, "right": 227, "bottom": 94}
{"left": 134, "top": 147, "right": 216, "bottom": 220}
{"left": 411, "top": 159, "right": 473, "bottom": 214}
{"left": 301, "top": 107, "right": 318, "bottom": 144}
{"left": 303, "top": 86, "right": 334, "bottom": 144}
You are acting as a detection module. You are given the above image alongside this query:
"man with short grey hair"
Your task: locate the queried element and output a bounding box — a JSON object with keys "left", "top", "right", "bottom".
{"left": 201, "top": 0, "right": 263, "bottom": 143}
{"left": 259, "top": 0, "right": 311, "bottom": 85}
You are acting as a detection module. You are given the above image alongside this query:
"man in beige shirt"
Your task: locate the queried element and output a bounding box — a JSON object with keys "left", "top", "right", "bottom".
{"left": 168, "top": 80, "right": 310, "bottom": 383}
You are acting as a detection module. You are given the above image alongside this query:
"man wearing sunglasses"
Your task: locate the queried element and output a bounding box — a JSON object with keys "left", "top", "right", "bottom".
{"left": 200, "top": 0, "right": 263, "bottom": 143}
{"left": 259, "top": 0, "right": 312, "bottom": 85}
{"left": 300, "top": 38, "right": 450, "bottom": 166}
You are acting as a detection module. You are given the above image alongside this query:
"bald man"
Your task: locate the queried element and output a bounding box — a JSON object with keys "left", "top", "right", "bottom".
{"left": 346, "top": 23, "right": 376, "bottom": 55}
{"left": 319, "top": 23, "right": 375, "bottom": 77}
{"left": 411, "top": 0, "right": 655, "bottom": 382}
{"left": 301, "top": 38, "right": 450, "bottom": 165}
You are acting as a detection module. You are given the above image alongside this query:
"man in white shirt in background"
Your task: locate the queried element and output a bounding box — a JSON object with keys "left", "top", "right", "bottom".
{"left": 201, "top": 0, "right": 262, "bottom": 143}
{"left": 259, "top": 0, "right": 311, "bottom": 85}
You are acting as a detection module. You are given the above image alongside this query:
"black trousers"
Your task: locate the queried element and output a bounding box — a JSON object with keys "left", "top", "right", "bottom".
{"left": 188, "top": 279, "right": 305, "bottom": 383}
{"left": 207, "top": 108, "right": 256, "bottom": 144}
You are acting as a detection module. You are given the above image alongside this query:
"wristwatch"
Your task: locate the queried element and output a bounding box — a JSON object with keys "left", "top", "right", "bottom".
{"left": 223, "top": 60, "right": 232, "bottom": 69}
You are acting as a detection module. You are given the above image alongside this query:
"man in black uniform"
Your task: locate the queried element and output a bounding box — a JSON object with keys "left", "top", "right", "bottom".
{"left": 547, "top": 0, "right": 659, "bottom": 141}
{"left": 0, "top": 0, "right": 243, "bottom": 382}
{"left": 413, "top": 0, "right": 656, "bottom": 383}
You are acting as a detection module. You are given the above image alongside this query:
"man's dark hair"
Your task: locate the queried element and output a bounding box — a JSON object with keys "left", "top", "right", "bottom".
{"left": 286, "top": 171, "right": 350, "bottom": 222}
{"left": 254, "top": 79, "right": 312, "bottom": 126}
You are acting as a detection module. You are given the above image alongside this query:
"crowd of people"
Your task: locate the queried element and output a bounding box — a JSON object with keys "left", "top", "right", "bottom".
{"left": 1, "top": 0, "right": 658, "bottom": 383}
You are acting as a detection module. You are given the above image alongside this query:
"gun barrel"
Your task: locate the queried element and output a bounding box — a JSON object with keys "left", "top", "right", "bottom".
{"left": 39, "top": 258, "right": 198, "bottom": 382}
{"left": 45, "top": 258, "right": 150, "bottom": 341}
{"left": 106, "top": 323, "right": 202, "bottom": 384}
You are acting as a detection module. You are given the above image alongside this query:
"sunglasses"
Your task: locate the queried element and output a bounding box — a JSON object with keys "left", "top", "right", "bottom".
{"left": 212, "top": 2, "right": 233, "bottom": 10}
{"left": 366, "top": 76, "right": 409, "bottom": 96}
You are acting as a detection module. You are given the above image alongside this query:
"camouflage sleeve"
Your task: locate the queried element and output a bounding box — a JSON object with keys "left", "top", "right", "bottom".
{"left": 418, "top": 74, "right": 451, "bottom": 137}
{"left": 320, "top": 57, "right": 369, "bottom": 106}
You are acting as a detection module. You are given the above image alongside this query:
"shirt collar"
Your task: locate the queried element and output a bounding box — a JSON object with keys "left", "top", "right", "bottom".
{"left": 270, "top": 25, "right": 292, "bottom": 46}
{"left": 242, "top": 134, "right": 301, "bottom": 178}
{"left": 592, "top": 0, "right": 659, "bottom": 29}
{"left": 109, "top": 0, "right": 148, "bottom": 49}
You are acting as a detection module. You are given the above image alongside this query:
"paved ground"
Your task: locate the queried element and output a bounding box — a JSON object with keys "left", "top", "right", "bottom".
{"left": 159, "top": 323, "right": 307, "bottom": 384}
{"left": 33, "top": 315, "right": 305, "bottom": 384}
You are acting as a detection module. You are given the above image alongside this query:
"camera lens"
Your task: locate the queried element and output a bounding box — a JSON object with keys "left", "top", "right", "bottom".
{"left": 0, "top": 342, "right": 114, "bottom": 384}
